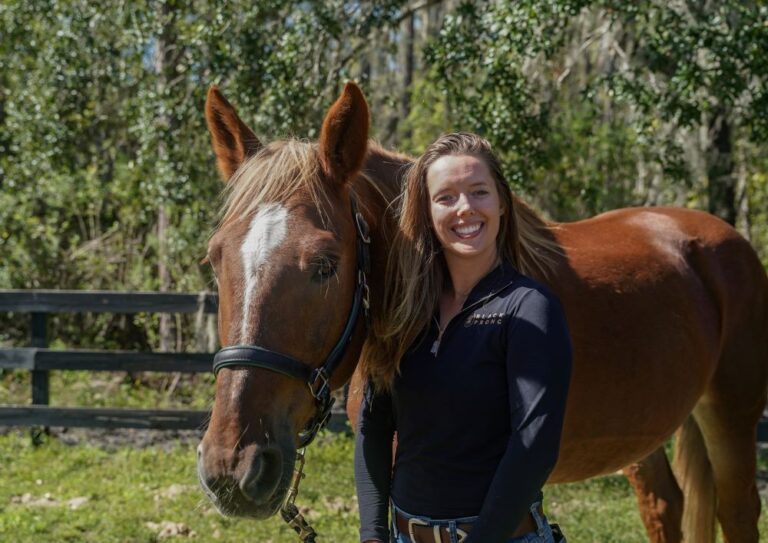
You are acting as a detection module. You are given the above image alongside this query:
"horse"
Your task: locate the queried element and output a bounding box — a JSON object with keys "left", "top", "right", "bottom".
{"left": 196, "top": 81, "right": 768, "bottom": 543}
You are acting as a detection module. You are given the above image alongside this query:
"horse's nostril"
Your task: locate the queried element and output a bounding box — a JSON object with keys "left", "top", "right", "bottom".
{"left": 239, "top": 454, "right": 264, "bottom": 497}
{"left": 239, "top": 448, "right": 282, "bottom": 504}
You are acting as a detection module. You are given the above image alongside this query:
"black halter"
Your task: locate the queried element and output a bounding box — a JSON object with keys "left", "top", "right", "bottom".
{"left": 212, "top": 198, "right": 371, "bottom": 448}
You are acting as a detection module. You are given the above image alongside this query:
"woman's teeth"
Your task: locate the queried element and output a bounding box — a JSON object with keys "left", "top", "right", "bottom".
{"left": 454, "top": 223, "right": 482, "bottom": 237}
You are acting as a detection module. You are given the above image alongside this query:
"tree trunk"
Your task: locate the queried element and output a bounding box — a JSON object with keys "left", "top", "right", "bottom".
{"left": 706, "top": 110, "right": 736, "bottom": 226}
{"left": 154, "top": 1, "right": 179, "bottom": 351}
{"left": 399, "top": 6, "right": 416, "bottom": 142}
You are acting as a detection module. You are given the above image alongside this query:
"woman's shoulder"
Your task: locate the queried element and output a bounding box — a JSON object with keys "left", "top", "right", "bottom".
{"left": 498, "top": 263, "right": 562, "bottom": 310}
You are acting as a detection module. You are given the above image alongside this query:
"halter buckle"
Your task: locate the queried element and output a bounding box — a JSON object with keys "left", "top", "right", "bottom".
{"left": 355, "top": 212, "right": 371, "bottom": 244}
{"left": 308, "top": 368, "right": 330, "bottom": 401}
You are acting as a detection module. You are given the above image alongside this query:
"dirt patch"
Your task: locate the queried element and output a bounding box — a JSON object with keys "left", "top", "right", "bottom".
{"left": 0, "top": 426, "right": 203, "bottom": 451}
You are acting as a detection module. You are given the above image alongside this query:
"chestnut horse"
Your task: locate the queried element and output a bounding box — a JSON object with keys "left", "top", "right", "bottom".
{"left": 197, "top": 82, "right": 768, "bottom": 543}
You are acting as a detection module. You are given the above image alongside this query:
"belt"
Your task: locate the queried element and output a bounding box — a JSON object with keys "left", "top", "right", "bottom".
{"left": 394, "top": 508, "right": 538, "bottom": 543}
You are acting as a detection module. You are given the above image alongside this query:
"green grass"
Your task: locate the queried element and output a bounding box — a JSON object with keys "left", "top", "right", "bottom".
{"left": 2, "top": 430, "right": 768, "bottom": 542}
{"left": 0, "top": 430, "right": 358, "bottom": 543}
{"left": 0, "top": 369, "right": 216, "bottom": 409}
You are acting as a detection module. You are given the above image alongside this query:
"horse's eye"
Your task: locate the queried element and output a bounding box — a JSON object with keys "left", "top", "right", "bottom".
{"left": 314, "top": 258, "right": 338, "bottom": 281}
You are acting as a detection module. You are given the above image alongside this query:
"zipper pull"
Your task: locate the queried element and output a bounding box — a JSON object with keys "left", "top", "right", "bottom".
{"left": 431, "top": 317, "right": 443, "bottom": 356}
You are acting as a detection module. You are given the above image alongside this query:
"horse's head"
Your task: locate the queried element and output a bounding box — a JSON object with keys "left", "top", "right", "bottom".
{"left": 197, "top": 83, "right": 370, "bottom": 518}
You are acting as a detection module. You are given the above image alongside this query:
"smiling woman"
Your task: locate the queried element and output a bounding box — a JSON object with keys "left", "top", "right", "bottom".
{"left": 355, "top": 133, "right": 572, "bottom": 543}
{"left": 360, "top": 132, "right": 562, "bottom": 389}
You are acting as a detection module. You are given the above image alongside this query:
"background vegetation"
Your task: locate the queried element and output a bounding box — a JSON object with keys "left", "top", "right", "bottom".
{"left": 2, "top": 2, "right": 768, "bottom": 541}
{"left": 2, "top": 0, "right": 767, "bottom": 353}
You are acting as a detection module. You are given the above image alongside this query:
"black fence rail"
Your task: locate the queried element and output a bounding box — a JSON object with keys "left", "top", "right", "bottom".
{"left": 0, "top": 290, "right": 219, "bottom": 430}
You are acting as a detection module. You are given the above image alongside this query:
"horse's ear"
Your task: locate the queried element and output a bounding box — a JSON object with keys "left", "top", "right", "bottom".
{"left": 318, "top": 82, "right": 369, "bottom": 184}
{"left": 205, "top": 86, "right": 262, "bottom": 181}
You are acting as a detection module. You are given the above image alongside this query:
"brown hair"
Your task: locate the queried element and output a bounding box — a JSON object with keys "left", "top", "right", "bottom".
{"left": 360, "top": 132, "right": 562, "bottom": 391}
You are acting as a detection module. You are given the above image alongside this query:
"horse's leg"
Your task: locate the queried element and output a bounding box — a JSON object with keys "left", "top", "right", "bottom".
{"left": 672, "top": 416, "right": 717, "bottom": 543}
{"left": 622, "top": 446, "right": 683, "bottom": 543}
{"left": 693, "top": 396, "right": 763, "bottom": 543}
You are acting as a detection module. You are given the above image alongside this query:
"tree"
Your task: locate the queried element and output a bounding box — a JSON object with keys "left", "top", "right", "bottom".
{"left": 422, "top": 1, "right": 768, "bottom": 223}
{"left": 0, "top": 0, "right": 414, "bottom": 350}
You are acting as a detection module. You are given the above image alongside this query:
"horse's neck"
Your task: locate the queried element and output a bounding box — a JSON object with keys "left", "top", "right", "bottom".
{"left": 362, "top": 143, "right": 412, "bottom": 205}
{"left": 356, "top": 144, "right": 412, "bottom": 316}
{"left": 357, "top": 144, "right": 411, "bottom": 235}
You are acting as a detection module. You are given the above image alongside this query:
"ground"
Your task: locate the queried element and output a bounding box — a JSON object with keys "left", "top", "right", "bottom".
{"left": 2, "top": 427, "right": 768, "bottom": 543}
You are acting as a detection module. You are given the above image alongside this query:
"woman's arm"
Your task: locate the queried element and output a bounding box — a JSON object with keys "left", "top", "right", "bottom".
{"left": 464, "top": 289, "right": 572, "bottom": 543}
{"left": 354, "top": 382, "right": 396, "bottom": 543}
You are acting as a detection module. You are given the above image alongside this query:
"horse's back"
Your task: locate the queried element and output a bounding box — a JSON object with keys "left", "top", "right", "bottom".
{"left": 549, "top": 207, "right": 768, "bottom": 481}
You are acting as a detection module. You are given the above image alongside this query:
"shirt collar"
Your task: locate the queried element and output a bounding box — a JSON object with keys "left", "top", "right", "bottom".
{"left": 461, "top": 259, "right": 519, "bottom": 310}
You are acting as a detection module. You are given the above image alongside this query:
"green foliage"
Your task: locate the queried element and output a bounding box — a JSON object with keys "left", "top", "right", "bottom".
{"left": 0, "top": 0, "right": 411, "bottom": 352}
{"left": 424, "top": 1, "right": 552, "bottom": 191}
{"left": 532, "top": 96, "right": 645, "bottom": 219}
{"left": 0, "top": 0, "right": 766, "bottom": 358}
{"left": 605, "top": 1, "right": 768, "bottom": 134}
{"left": 421, "top": 0, "right": 768, "bottom": 219}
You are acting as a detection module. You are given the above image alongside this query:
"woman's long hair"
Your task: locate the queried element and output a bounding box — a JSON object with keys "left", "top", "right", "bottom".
{"left": 360, "top": 133, "right": 561, "bottom": 391}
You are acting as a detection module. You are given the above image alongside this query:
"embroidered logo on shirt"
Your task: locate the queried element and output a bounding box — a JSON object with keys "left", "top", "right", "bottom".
{"left": 465, "top": 312, "right": 505, "bottom": 327}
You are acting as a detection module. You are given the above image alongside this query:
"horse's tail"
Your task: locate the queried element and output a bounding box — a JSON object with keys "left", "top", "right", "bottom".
{"left": 673, "top": 416, "right": 717, "bottom": 543}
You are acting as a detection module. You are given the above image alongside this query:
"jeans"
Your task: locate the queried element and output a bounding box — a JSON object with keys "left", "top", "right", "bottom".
{"left": 391, "top": 501, "right": 565, "bottom": 543}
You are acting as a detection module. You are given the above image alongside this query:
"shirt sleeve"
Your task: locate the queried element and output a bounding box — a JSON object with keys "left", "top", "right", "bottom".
{"left": 354, "top": 381, "right": 396, "bottom": 542}
{"left": 464, "top": 289, "right": 572, "bottom": 543}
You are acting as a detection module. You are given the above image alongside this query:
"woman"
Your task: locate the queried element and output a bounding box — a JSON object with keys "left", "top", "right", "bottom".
{"left": 355, "top": 133, "right": 572, "bottom": 543}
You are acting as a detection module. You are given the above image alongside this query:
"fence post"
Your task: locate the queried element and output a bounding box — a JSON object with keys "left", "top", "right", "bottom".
{"left": 30, "top": 312, "right": 48, "bottom": 443}
{"left": 30, "top": 312, "right": 48, "bottom": 404}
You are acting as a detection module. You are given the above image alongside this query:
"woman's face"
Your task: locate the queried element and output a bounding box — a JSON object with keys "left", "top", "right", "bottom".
{"left": 426, "top": 154, "right": 503, "bottom": 265}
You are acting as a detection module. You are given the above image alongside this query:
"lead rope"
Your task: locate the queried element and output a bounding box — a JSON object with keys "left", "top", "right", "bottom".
{"left": 280, "top": 448, "right": 318, "bottom": 542}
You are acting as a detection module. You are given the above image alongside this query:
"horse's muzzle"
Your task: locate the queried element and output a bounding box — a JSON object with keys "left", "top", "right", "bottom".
{"left": 197, "top": 440, "right": 291, "bottom": 518}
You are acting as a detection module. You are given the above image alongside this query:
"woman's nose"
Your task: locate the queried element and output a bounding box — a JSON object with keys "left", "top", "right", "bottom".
{"left": 456, "top": 193, "right": 474, "bottom": 215}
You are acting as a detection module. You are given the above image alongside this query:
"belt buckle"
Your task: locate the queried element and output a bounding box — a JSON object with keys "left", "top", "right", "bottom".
{"left": 407, "top": 516, "right": 429, "bottom": 542}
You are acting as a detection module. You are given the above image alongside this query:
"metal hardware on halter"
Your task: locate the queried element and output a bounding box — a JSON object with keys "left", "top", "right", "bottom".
{"left": 280, "top": 448, "right": 317, "bottom": 543}
{"left": 308, "top": 367, "right": 330, "bottom": 401}
{"left": 355, "top": 210, "right": 371, "bottom": 244}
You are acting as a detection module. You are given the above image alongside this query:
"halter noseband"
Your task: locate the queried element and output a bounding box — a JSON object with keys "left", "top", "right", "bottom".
{"left": 212, "top": 197, "right": 371, "bottom": 448}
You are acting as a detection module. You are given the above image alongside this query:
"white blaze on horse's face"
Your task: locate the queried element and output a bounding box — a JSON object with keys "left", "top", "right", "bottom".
{"left": 240, "top": 203, "right": 289, "bottom": 342}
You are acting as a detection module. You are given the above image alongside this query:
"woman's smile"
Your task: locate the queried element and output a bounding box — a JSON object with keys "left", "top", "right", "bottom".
{"left": 453, "top": 222, "right": 484, "bottom": 239}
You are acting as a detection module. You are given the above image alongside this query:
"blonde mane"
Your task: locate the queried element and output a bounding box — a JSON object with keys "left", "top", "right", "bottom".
{"left": 218, "top": 140, "right": 329, "bottom": 228}
{"left": 217, "top": 139, "right": 407, "bottom": 230}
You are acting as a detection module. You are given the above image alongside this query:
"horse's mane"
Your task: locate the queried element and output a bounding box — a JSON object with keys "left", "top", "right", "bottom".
{"left": 218, "top": 139, "right": 408, "bottom": 229}
{"left": 218, "top": 140, "right": 327, "bottom": 228}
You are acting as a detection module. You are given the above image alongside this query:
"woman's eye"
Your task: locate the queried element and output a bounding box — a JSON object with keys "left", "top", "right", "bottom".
{"left": 473, "top": 189, "right": 489, "bottom": 197}
{"left": 436, "top": 194, "right": 454, "bottom": 203}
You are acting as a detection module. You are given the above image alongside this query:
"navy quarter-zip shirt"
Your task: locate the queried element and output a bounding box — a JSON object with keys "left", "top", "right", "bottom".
{"left": 355, "top": 262, "right": 572, "bottom": 543}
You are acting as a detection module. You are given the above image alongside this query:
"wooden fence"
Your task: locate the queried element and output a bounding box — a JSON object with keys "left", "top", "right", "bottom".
{"left": 0, "top": 290, "right": 346, "bottom": 431}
